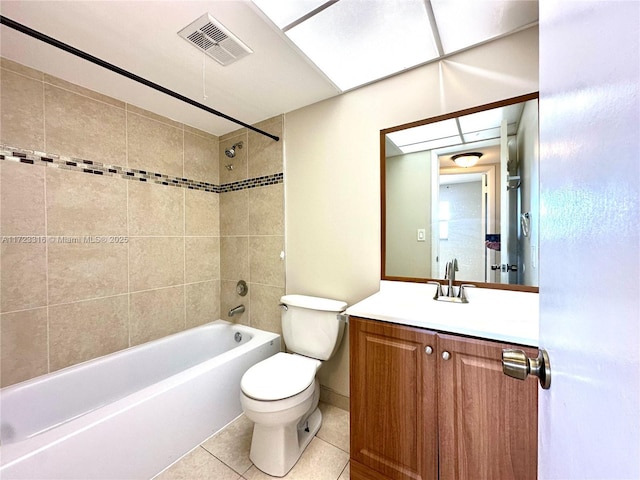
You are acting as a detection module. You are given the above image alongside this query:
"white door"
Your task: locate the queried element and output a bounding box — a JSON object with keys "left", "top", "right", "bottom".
{"left": 538, "top": 1, "right": 640, "bottom": 478}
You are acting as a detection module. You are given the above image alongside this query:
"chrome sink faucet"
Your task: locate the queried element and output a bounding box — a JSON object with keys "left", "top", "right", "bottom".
{"left": 428, "top": 258, "right": 474, "bottom": 304}
{"left": 445, "top": 258, "right": 458, "bottom": 297}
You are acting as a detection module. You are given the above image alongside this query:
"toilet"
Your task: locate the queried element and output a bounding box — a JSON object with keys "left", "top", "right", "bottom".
{"left": 240, "top": 294, "right": 347, "bottom": 477}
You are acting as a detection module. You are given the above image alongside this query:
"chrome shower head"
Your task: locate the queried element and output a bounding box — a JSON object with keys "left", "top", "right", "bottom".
{"left": 225, "top": 141, "right": 243, "bottom": 158}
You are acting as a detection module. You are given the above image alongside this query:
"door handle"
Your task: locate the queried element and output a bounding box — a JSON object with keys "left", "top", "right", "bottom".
{"left": 502, "top": 348, "right": 551, "bottom": 389}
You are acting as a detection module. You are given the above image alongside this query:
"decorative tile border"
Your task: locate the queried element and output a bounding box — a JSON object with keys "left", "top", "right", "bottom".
{"left": 0, "top": 145, "right": 283, "bottom": 193}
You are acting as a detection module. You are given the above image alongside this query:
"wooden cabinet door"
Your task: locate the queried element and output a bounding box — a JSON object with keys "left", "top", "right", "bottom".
{"left": 350, "top": 317, "right": 438, "bottom": 480}
{"left": 437, "top": 334, "right": 538, "bottom": 480}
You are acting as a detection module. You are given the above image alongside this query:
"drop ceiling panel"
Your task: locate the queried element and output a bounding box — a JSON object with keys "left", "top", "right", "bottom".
{"left": 285, "top": 0, "right": 439, "bottom": 91}
{"left": 251, "top": 0, "right": 330, "bottom": 29}
{"left": 431, "top": 0, "right": 539, "bottom": 54}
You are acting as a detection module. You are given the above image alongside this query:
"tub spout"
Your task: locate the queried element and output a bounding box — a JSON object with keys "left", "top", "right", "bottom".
{"left": 228, "top": 305, "right": 245, "bottom": 317}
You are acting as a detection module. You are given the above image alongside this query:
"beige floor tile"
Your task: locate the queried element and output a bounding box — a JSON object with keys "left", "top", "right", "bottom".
{"left": 317, "top": 403, "right": 350, "bottom": 454}
{"left": 338, "top": 462, "right": 350, "bottom": 480}
{"left": 201, "top": 414, "right": 254, "bottom": 475}
{"left": 244, "top": 437, "right": 349, "bottom": 480}
{"left": 155, "top": 446, "right": 240, "bottom": 480}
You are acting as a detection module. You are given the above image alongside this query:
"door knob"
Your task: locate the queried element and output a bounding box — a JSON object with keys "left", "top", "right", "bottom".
{"left": 502, "top": 348, "right": 551, "bottom": 389}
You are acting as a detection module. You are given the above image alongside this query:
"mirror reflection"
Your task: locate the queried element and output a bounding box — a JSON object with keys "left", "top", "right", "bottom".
{"left": 382, "top": 94, "right": 539, "bottom": 289}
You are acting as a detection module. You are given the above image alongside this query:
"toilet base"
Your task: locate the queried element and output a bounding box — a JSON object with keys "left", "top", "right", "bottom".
{"left": 249, "top": 403, "right": 322, "bottom": 477}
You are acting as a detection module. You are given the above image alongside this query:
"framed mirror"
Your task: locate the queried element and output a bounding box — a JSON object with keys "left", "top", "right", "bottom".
{"left": 381, "top": 93, "right": 539, "bottom": 292}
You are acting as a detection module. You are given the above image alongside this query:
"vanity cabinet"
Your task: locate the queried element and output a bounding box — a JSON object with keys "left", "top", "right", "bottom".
{"left": 350, "top": 316, "right": 538, "bottom": 480}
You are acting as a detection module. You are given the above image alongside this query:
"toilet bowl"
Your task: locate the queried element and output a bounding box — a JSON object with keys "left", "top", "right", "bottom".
{"left": 240, "top": 352, "right": 322, "bottom": 477}
{"left": 239, "top": 295, "right": 347, "bottom": 477}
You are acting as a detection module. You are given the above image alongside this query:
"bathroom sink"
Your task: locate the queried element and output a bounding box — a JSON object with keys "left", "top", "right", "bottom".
{"left": 345, "top": 281, "right": 539, "bottom": 346}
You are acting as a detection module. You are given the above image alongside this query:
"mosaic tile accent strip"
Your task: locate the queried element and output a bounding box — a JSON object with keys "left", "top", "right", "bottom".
{"left": 0, "top": 145, "right": 283, "bottom": 193}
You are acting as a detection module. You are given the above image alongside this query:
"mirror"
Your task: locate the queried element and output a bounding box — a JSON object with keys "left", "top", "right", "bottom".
{"left": 382, "top": 93, "right": 539, "bottom": 292}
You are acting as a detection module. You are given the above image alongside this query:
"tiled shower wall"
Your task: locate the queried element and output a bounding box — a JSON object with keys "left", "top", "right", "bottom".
{"left": 0, "top": 57, "right": 284, "bottom": 388}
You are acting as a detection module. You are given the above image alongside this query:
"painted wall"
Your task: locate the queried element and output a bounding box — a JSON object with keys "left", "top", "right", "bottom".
{"left": 538, "top": 1, "right": 640, "bottom": 477}
{"left": 285, "top": 27, "right": 539, "bottom": 398}
{"left": 0, "top": 57, "right": 284, "bottom": 387}
{"left": 385, "top": 151, "right": 432, "bottom": 278}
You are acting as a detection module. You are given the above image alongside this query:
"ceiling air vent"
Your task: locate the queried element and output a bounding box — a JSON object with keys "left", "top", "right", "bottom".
{"left": 178, "top": 13, "right": 253, "bottom": 66}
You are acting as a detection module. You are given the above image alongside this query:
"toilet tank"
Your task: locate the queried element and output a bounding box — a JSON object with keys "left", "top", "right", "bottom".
{"left": 280, "top": 295, "right": 347, "bottom": 361}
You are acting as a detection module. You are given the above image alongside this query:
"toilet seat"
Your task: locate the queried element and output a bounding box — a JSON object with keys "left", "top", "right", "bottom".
{"left": 241, "top": 352, "right": 321, "bottom": 401}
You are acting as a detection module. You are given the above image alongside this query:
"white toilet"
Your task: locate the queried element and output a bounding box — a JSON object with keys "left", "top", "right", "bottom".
{"left": 240, "top": 294, "right": 347, "bottom": 477}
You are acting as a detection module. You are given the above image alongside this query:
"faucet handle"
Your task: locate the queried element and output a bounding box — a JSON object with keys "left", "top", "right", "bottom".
{"left": 458, "top": 284, "right": 476, "bottom": 303}
{"left": 427, "top": 281, "right": 444, "bottom": 299}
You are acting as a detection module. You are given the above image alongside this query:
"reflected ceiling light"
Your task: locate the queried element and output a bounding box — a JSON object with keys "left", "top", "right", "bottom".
{"left": 452, "top": 152, "right": 482, "bottom": 168}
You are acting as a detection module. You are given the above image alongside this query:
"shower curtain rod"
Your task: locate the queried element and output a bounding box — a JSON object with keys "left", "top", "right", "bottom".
{"left": 0, "top": 16, "right": 280, "bottom": 142}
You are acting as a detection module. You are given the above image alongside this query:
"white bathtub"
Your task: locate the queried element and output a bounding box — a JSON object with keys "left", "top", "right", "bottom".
{"left": 0, "top": 320, "right": 280, "bottom": 479}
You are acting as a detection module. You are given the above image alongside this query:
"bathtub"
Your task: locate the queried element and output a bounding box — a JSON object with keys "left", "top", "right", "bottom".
{"left": 0, "top": 320, "right": 280, "bottom": 479}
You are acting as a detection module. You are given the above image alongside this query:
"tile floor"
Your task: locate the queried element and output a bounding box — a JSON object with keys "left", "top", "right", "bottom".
{"left": 155, "top": 403, "right": 350, "bottom": 480}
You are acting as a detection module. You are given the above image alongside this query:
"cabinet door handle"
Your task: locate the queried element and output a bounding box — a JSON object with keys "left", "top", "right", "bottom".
{"left": 442, "top": 351, "right": 451, "bottom": 360}
{"left": 424, "top": 346, "right": 433, "bottom": 355}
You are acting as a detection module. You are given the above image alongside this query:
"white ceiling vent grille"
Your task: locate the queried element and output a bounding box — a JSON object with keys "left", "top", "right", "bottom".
{"left": 178, "top": 13, "right": 253, "bottom": 66}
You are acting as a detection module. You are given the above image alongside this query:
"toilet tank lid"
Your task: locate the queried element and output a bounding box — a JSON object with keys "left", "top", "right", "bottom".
{"left": 280, "top": 295, "right": 347, "bottom": 312}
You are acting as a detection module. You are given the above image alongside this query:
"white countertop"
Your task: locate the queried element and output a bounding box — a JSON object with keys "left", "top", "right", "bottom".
{"left": 345, "top": 281, "right": 539, "bottom": 346}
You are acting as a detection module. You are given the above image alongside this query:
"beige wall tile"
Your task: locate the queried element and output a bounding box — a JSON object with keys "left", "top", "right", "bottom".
{"left": 44, "top": 84, "right": 126, "bottom": 164}
{"left": 248, "top": 115, "right": 283, "bottom": 178}
{"left": 185, "top": 237, "right": 219, "bottom": 283}
{"left": 46, "top": 168, "right": 127, "bottom": 236}
{"left": 129, "top": 237, "right": 184, "bottom": 292}
{"left": 186, "top": 281, "right": 220, "bottom": 328}
{"left": 249, "top": 236, "right": 285, "bottom": 287}
{"left": 48, "top": 242, "right": 128, "bottom": 304}
{"left": 126, "top": 104, "right": 182, "bottom": 129}
{"left": 220, "top": 190, "right": 248, "bottom": 236}
{"left": 219, "top": 128, "right": 246, "bottom": 142}
{"left": 44, "top": 75, "right": 125, "bottom": 109}
{"left": 184, "top": 131, "right": 218, "bottom": 185}
{"left": 48, "top": 295, "right": 129, "bottom": 372}
{"left": 249, "top": 284, "right": 284, "bottom": 335}
{"left": 128, "top": 181, "right": 184, "bottom": 236}
{"left": 0, "top": 308, "right": 48, "bottom": 387}
{"left": 1, "top": 242, "right": 47, "bottom": 312}
{"left": 248, "top": 184, "right": 284, "bottom": 236}
{"left": 220, "top": 236, "right": 248, "bottom": 281}
{"left": 219, "top": 133, "right": 248, "bottom": 185}
{"left": 1, "top": 58, "right": 43, "bottom": 80}
{"left": 184, "top": 124, "right": 217, "bottom": 141}
{"left": 127, "top": 112, "right": 183, "bottom": 177}
{"left": 1, "top": 161, "right": 45, "bottom": 235}
{"left": 220, "top": 280, "right": 249, "bottom": 326}
{"left": 185, "top": 189, "right": 219, "bottom": 236}
{"left": 1, "top": 68, "right": 45, "bottom": 151}
{"left": 130, "top": 286, "right": 185, "bottom": 345}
